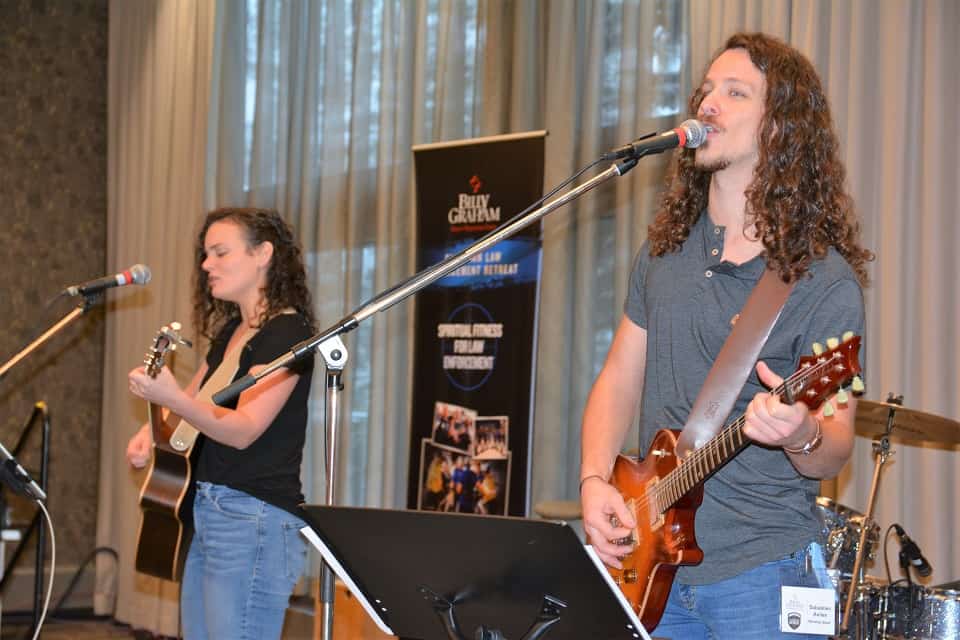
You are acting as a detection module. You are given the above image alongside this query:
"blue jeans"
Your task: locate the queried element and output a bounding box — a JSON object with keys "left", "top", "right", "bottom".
{"left": 652, "top": 542, "right": 835, "bottom": 639}
{"left": 181, "top": 482, "right": 308, "bottom": 640}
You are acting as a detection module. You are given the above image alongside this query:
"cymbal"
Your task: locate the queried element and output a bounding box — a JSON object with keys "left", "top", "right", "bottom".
{"left": 855, "top": 400, "right": 960, "bottom": 445}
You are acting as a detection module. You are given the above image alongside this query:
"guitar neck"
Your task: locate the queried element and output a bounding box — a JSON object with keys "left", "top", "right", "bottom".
{"left": 655, "top": 354, "right": 840, "bottom": 512}
{"left": 148, "top": 401, "right": 166, "bottom": 443}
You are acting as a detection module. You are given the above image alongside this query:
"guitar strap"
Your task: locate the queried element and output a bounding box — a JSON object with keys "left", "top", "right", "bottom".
{"left": 169, "top": 309, "right": 295, "bottom": 451}
{"left": 675, "top": 268, "right": 795, "bottom": 458}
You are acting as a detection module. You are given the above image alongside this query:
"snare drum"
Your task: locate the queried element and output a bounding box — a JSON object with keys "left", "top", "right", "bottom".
{"left": 815, "top": 496, "right": 880, "bottom": 579}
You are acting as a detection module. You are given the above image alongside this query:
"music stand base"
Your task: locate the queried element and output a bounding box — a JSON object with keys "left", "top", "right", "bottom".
{"left": 421, "top": 586, "right": 566, "bottom": 640}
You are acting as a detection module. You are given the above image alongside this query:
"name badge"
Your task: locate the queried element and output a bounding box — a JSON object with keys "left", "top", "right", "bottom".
{"left": 780, "top": 585, "right": 835, "bottom": 635}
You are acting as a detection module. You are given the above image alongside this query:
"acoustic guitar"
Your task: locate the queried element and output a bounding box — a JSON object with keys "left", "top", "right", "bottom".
{"left": 134, "top": 323, "right": 194, "bottom": 582}
{"left": 605, "top": 333, "right": 863, "bottom": 631}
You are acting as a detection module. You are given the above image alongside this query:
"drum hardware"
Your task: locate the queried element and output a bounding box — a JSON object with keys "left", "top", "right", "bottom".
{"left": 834, "top": 394, "right": 960, "bottom": 639}
{"left": 815, "top": 497, "right": 880, "bottom": 580}
{"left": 840, "top": 393, "right": 903, "bottom": 633}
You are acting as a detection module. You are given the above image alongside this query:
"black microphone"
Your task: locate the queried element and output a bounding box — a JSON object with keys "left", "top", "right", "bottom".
{"left": 0, "top": 441, "right": 46, "bottom": 501}
{"left": 603, "top": 119, "right": 710, "bottom": 160}
{"left": 63, "top": 264, "right": 152, "bottom": 297}
{"left": 894, "top": 524, "right": 932, "bottom": 577}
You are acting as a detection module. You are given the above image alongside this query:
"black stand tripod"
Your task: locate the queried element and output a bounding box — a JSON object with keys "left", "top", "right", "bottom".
{"left": 298, "top": 506, "right": 651, "bottom": 640}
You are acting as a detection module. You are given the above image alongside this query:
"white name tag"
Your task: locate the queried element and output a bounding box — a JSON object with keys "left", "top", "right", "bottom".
{"left": 780, "top": 585, "right": 835, "bottom": 635}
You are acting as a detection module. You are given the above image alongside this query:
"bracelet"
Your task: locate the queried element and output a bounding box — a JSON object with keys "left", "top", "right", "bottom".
{"left": 784, "top": 417, "right": 823, "bottom": 455}
{"left": 579, "top": 474, "right": 607, "bottom": 493}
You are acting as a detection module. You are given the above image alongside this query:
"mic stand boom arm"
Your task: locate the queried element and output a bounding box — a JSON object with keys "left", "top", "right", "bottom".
{"left": 0, "top": 294, "right": 103, "bottom": 383}
{"left": 211, "top": 156, "right": 639, "bottom": 406}
{"left": 212, "top": 154, "right": 638, "bottom": 640}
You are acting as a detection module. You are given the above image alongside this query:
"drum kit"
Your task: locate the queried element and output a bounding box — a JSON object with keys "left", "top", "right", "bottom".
{"left": 817, "top": 396, "right": 960, "bottom": 640}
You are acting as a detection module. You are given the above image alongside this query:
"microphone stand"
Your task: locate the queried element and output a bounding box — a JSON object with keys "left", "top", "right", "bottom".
{"left": 212, "top": 155, "right": 641, "bottom": 640}
{"left": 0, "top": 293, "right": 101, "bottom": 635}
{"left": 0, "top": 293, "right": 103, "bottom": 384}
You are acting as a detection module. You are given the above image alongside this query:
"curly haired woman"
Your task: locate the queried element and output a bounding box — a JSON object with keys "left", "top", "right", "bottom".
{"left": 127, "top": 207, "right": 315, "bottom": 639}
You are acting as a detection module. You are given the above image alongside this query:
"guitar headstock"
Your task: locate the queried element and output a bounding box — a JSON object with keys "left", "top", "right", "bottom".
{"left": 144, "top": 322, "right": 192, "bottom": 378}
{"left": 789, "top": 332, "right": 863, "bottom": 413}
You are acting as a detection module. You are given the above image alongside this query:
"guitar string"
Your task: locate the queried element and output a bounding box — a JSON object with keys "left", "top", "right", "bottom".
{"left": 625, "top": 350, "right": 850, "bottom": 522}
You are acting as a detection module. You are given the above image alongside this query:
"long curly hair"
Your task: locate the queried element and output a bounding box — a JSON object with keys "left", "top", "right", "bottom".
{"left": 193, "top": 207, "right": 315, "bottom": 340}
{"left": 648, "top": 32, "right": 873, "bottom": 285}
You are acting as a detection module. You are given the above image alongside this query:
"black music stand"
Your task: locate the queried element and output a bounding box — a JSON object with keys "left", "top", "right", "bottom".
{"left": 299, "top": 506, "right": 651, "bottom": 640}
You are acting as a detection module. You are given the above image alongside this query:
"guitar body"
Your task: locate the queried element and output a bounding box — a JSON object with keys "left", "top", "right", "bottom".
{"left": 609, "top": 429, "right": 704, "bottom": 631}
{"left": 134, "top": 323, "right": 195, "bottom": 582}
{"left": 135, "top": 440, "right": 196, "bottom": 582}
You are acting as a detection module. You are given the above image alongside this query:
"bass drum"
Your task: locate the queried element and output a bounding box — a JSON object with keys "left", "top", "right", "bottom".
{"left": 815, "top": 496, "right": 880, "bottom": 579}
{"left": 871, "top": 583, "right": 960, "bottom": 640}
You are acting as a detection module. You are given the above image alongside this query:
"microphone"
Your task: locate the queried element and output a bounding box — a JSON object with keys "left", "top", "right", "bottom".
{"left": 0, "top": 441, "right": 46, "bottom": 501}
{"left": 603, "top": 119, "right": 710, "bottom": 160}
{"left": 894, "top": 524, "right": 932, "bottom": 577}
{"left": 64, "top": 264, "right": 152, "bottom": 297}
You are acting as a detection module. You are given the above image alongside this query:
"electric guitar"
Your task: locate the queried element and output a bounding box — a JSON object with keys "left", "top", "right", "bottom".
{"left": 134, "top": 323, "right": 194, "bottom": 582}
{"left": 605, "top": 333, "right": 863, "bottom": 631}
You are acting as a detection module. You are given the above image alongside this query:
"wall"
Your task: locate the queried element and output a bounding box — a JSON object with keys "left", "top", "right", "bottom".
{"left": 0, "top": 0, "right": 108, "bottom": 611}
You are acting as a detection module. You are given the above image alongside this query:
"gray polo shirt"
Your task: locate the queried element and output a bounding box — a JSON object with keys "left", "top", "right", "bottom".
{"left": 624, "top": 211, "right": 865, "bottom": 585}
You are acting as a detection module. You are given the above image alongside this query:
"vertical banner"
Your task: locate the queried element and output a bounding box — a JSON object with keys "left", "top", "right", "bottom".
{"left": 407, "top": 131, "right": 546, "bottom": 517}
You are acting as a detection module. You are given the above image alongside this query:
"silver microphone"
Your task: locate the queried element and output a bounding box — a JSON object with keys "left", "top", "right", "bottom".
{"left": 603, "top": 119, "right": 709, "bottom": 160}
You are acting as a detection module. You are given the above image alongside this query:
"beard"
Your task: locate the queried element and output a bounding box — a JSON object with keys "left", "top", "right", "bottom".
{"left": 694, "top": 153, "right": 730, "bottom": 173}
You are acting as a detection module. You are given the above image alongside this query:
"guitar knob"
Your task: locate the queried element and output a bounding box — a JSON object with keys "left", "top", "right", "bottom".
{"left": 836, "top": 388, "right": 849, "bottom": 405}
{"left": 842, "top": 331, "right": 854, "bottom": 342}
{"left": 852, "top": 376, "right": 865, "bottom": 393}
{"left": 822, "top": 402, "right": 835, "bottom": 417}
{"left": 826, "top": 337, "right": 839, "bottom": 349}
{"left": 623, "top": 569, "right": 638, "bottom": 583}
{"left": 812, "top": 342, "right": 824, "bottom": 356}
{"left": 613, "top": 573, "right": 624, "bottom": 585}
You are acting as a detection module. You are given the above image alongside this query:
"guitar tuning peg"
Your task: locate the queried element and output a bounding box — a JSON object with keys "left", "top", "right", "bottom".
{"left": 852, "top": 376, "right": 865, "bottom": 393}
{"left": 822, "top": 402, "right": 835, "bottom": 417}
{"left": 171, "top": 321, "right": 182, "bottom": 331}
{"left": 836, "top": 388, "right": 849, "bottom": 405}
{"left": 826, "top": 337, "right": 839, "bottom": 349}
{"left": 812, "top": 342, "right": 824, "bottom": 355}
{"left": 842, "top": 331, "right": 854, "bottom": 342}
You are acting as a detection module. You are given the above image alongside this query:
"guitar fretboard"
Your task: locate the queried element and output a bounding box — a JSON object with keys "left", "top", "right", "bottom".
{"left": 649, "top": 351, "right": 847, "bottom": 516}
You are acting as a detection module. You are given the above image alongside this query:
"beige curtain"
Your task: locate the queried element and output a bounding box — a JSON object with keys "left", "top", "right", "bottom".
{"left": 98, "top": 0, "right": 959, "bottom": 634}
{"left": 96, "top": 0, "right": 215, "bottom": 633}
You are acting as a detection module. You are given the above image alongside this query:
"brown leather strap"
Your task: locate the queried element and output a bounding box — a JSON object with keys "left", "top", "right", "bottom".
{"left": 676, "top": 269, "right": 795, "bottom": 457}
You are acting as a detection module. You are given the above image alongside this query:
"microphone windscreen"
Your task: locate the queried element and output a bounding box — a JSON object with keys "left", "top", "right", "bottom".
{"left": 131, "top": 264, "right": 152, "bottom": 285}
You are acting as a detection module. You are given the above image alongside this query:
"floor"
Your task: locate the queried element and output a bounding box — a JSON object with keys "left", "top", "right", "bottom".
{"left": 1, "top": 588, "right": 391, "bottom": 639}
{"left": 1, "top": 618, "right": 139, "bottom": 640}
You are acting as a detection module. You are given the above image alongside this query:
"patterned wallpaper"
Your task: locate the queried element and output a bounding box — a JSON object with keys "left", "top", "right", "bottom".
{"left": 0, "top": 0, "right": 108, "bottom": 592}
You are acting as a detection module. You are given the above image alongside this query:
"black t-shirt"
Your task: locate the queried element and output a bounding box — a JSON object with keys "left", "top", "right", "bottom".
{"left": 195, "top": 313, "right": 315, "bottom": 517}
